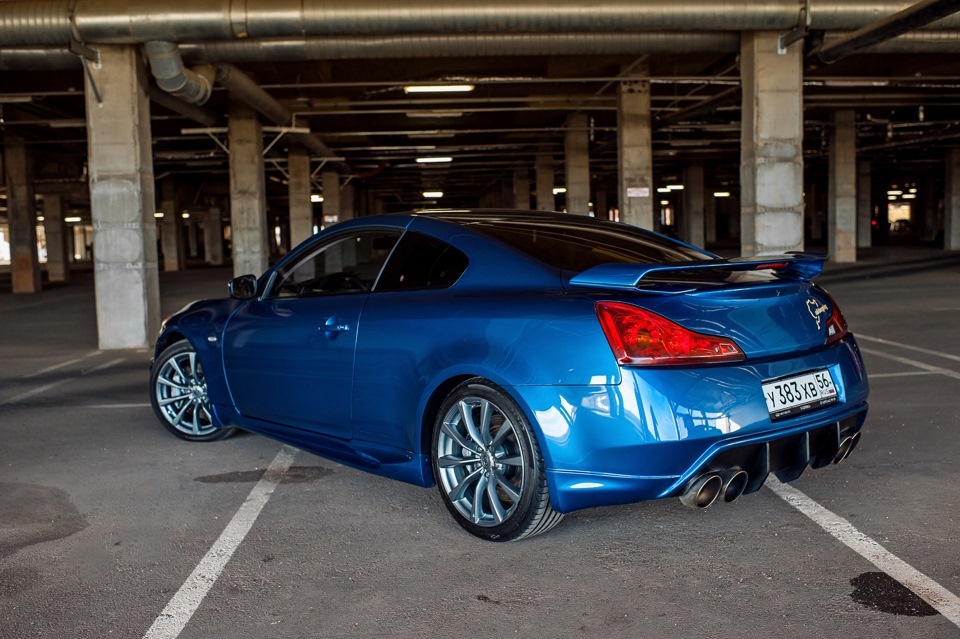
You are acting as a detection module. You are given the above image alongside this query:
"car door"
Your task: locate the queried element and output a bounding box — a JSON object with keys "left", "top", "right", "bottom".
{"left": 222, "top": 229, "right": 401, "bottom": 439}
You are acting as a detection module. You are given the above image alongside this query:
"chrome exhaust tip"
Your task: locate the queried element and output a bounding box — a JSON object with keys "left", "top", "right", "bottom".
{"left": 832, "top": 435, "right": 855, "bottom": 464}
{"left": 719, "top": 468, "right": 749, "bottom": 503}
{"left": 679, "top": 474, "right": 723, "bottom": 509}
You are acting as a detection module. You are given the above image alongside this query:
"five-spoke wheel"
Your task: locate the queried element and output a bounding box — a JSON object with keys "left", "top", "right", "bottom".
{"left": 432, "top": 379, "right": 563, "bottom": 541}
{"left": 149, "top": 339, "right": 235, "bottom": 442}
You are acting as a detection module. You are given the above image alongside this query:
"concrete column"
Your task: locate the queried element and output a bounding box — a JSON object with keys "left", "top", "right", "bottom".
{"left": 204, "top": 207, "right": 224, "bottom": 265}
{"left": 322, "top": 170, "right": 341, "bottom": 225}
{"left": 920, "top": 177, "right": 938, "bottom": 242}
{"left": 740, "top": 32, "right": 804, "bottom": 256}
{"left": 618, "top": 67, "right": 654, "bottom": 229}
{"left": 288, "top": 148, "right": 313, "bottom": 246}
{"left": 681, "top": 163, "right": 706, "bottom": 247}
{"left": 4, "top": 136, "right": 41, "bottom": 293}
{"left": 706, "top": 192, "right": 718, "bottom": 244}
{"left": 340, "top": 181, "right": 355, "bottom": 223}
{"left": 829, "top": 110, "right": 857, "bottom": 263}
{"left": 84, "top": 45, "right": 160, "bottom": 348}
{"left": 228, "top": 99, "right": 269, "bottom": 276}
{"left": 512, "top": 168, "right": 531, "bottom": 210}
{"left": 186, "top": 216, "right": 199, "bottom": 258}
{"left": 43, "top": 194, "right": 70, "bottom": 283}
{"left": 945, "top": 148, "right": 960, "bottom": 250}
{"left": 159, "top": 180, "right": 181, "bottom": 271}
{"left": 596, "top": 191, "right": 608, "bottom": 220}
{"left": 374, "top": 197, "right": 385, "bottom": 216}
{"left": 856, "top": 161, "right": 872, "bottom": 248}
{"left": 535, "top": 154, "right": 555, "bottom": 211}
{"left": 564, "top": 114, "right": 591, "bottom": 215}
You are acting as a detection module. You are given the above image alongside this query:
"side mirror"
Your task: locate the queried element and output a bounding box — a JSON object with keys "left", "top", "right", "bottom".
{"left": 228, "top": 274, "right": 258, "bottom": 300}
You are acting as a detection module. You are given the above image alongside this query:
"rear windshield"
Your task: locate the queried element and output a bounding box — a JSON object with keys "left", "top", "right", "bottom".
{"left": 459, "top": 218, "right": 712, "bottom": 272}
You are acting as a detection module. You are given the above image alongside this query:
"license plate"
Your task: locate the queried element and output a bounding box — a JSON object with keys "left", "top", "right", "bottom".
{"left": 762, "top": 369, "right": 838, "bottom": 421}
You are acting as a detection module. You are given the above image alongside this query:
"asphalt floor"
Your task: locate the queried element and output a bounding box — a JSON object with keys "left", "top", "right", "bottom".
{"left": 0, "top": 246, "right": 958, "bottom": 638}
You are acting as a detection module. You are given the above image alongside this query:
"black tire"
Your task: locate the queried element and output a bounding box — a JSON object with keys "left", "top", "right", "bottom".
{"left": 149, "top": 339, "right": 236, "bottom": 442}
{"left": 431, "top": 378, "right": 563, "bottom": 541}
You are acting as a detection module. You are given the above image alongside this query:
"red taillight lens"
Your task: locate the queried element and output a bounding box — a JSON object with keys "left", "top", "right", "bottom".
{"left": 824, "top": 301, "right": 848, "bottom": 345}
{"left": 595, "top": 301, "right": 745, "bottom": 366}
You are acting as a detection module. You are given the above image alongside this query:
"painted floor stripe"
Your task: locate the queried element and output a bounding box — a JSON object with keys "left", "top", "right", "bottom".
{"left": 24, "top": 351, "right": 100, "bottom": 379}
{"left": 767, "top": 478, "right": 960, "bottom": 628}
{"left": 868, "top": 371, "right": 936, "bottom": 379}
{"left": 860, "top": 347, "right": 960, "bottom": 382}
{"left": 857, "top": 334, "right": 960, "bottom": 364}
{"left": 80, "top": 403, "right": 152, "bottom": 409}
{"left": 0, "top": 379, "right": 72, "bottom": 406}
{"left": 88, "top": 358, "right": 127, "bottom": 373}
{"left": 142, "top": 446, "right": 297, "bottom": 639}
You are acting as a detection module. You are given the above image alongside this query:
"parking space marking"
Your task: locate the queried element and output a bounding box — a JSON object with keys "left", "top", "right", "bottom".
{"left": 868, "top": 371, "right": 936, "bottom": 379}
{"left": 80, "top": 403, "right": 152, "bottom": 409}
{"left": 1, "top": 358, "right": 127, "bottom": 406}
{"left": 857, "top": 334, "right": 960, "bottom": 363}
{"left": 767, "top": 478, "right": 960, "bottom": 628}
{"left": 142, "top": 446, "right": 297, "bottom": 639}
{"left": 860, "top": 347, "right": 960, "bottom": 382}
{"left": 24, "top": 351, "right": 100, "bottom": 378}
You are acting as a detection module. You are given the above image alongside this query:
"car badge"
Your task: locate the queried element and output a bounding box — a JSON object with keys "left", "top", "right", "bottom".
{"left": 806, "top": 298, "right": 829, "bottom": 329}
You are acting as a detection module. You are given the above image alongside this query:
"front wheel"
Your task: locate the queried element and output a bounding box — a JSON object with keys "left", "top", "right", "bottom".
{"left": 149, "top": 339, "right": 236, "bottom": 442}
{"left": 431, "top": 379, "right": 563, "bottom": 541}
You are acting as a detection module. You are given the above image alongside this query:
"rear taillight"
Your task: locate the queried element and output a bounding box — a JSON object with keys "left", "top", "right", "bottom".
{"left": 824, "top": 300, "right": 848, "bottom": 345}
{"left": 595, "top": 301, "right": 745, "bottom": 366}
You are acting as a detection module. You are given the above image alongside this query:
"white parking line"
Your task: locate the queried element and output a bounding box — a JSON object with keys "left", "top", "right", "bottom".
{"left": 868, "top": 371, "right": 936, "bottom": 379}
{"left": 857, "top": 334, "right": 960, "bottom": 363}
{"left": 81, "top": 403, "right": 152, "bottom": 409}
{"left": 860, "top": 347, "right": 960, "bottom": 382}
{"left": 767, "top": 478, "right": 960, "bottom": 628}
{"left": 1, "top": 358, "right": 128, "bottom": 406}
{"left": 24, "top": 351, "right": 100, "bottom": 379}
{"left": 142, "top": 446, "right": 297, "bottom": 639}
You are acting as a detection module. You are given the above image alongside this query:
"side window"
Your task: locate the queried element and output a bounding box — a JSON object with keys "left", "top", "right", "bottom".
{"left": 268, "top": 230, "right": 401, "bottom": 298}
{"left": 376, "top": 231, "right": 469, "bottom": 292}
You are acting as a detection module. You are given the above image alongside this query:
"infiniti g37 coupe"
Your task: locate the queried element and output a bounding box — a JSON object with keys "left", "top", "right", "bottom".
{"left": 149, "top": 210, "right": 869, "bottom": 541}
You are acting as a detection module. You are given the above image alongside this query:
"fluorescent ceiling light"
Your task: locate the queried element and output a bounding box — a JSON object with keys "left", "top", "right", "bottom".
{"left": 182, "top": 212, "right": 190, "bottom": 219}
{"left": 406, "top": 110, "right": 464, "bottom": 118}
{"left": 36, "top": 216, "right": 45, "bottom": 222}
{"left": 667, "top": 184, "right": 685, "bottom": 191}
{"left": 64, "top": 216, "right": 82, "bottom": 223}
{"left": 660, "top": 200, "right": 670, "bottom": 205}
{"left": 887, "top": 190, "right": 902, "bottom": 195}
{"left": 154, "top": 212, "right": 164, "bottom": 218}
{"left": 404, "top": 84, "right": 475, "bottom": 94}
{"left": 713, "top": 192, "right": 731, "bottom": 198}
{"left": 552, "top": 187, "right": 567, "bottom": 194}
{"left": 416, "top": 156, "right": 453, "bottom": 164}
{"left": 902, "top": 193, "right": 917, "bottom": 199}
{"left": 311, "top": 194, "right": 324, "bottom": 203}
{"left": 422, "top": 191, "right": 444, "bottom": 198}
{"left": 909, "top": 188, "right": 917, "bottom": 193}
{"left": 887, "top": 195, "right": 897, "bottom": 200}
{"left": 656, "top": 187, "right": 671, "bottom": 193}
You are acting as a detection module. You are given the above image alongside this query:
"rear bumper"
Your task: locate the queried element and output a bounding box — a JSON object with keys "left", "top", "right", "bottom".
{"left": 510, "top": 336, "right": 869, "bottom": 513}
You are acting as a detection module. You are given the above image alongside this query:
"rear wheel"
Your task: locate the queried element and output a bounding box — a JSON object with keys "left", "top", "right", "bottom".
{"left": 150, "top": 340, "right": 236, "bottom": 442}
{"left": 431, "top": 378, "right": 563, "bottom": 541}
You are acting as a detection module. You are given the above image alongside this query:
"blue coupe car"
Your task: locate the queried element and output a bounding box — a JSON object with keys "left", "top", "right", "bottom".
{"left": 149, "top": 210, "right": 869, "bottom": 541}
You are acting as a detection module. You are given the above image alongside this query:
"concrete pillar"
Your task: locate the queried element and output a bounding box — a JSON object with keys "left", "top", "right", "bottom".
{"left": 374, "top": 197, "right": 385, "bottom": 216}
{"left": 186, "top": 216, "right": 199, "bottom": 258}
{"left": 4, "top": 136, "right": 41, "bottom": 293}
{"left": 706, "top": 192, "right": 718, "bottom": 244}
{"left": 856, "top": 161, "right": 872, "bottom": 248}
{"left": 84, "top": 45, "right": 160, "bottom": 349}
{"left": 159, "top": 180, "right": 181, "bottom": 271}
{"left": 596, "top": 191, "right": 608, "bottom": 220}
{"left": 565, "top": 114, "right": 591, "bottom": 215}
{"left": 204, "top": 207, "right": 224, "bottom": 265}
{"left": 228, "top": 99, "right": 269, "bottom": 277}
{"left": 920, "top": 177, "right": 938, "bottom": 242}
{"left": 618, "top": 66, "right": 654, "bottom": 229}
{"left": 340, "top": 181, "right": 355, "bottom": 223}
{"left": 43, "top": 194, "right": 70, "bottom": 283}
{"left": 681, "top": 163, "right": 706, "bottom": 247}
{"left": 829, "top": 110, "right": 857, "bottom": 263}
{"left": 535, "top": 154, "right": 555, "bottom": 211}
{"left": 321, "top": 169, "right": 341, "bottom": 225}
{"left": 512, "top": 168, "right": 531, "bottom": 210}
{"left": 740, "top": 32, "right": 804, "bottom": 256}
{"left": 945, "top": 148, "right": 960, "bottom": 250}
{"left": 288, "top": 148, "right": 313, "bottom": 246}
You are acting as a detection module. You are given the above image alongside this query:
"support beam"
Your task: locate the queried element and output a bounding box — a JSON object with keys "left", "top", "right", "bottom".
{"left": 705, "top": 191, "right": 718, "bottom": 244}
{"left": 288, "top": 148, "right": 313, "bottom": 246}
{"left": 681, "top": 163, "right": 705, "bottom": 247}
{"left": 43, "top": 194, "right": 70, "bottom": 282}
{"left": 204, "top": 207, "right": 224, "bottom": 265}
{"left": 228, "top": 98, "right": 269, "bottom": 277}
{"left": 946, "top": 148, "right": 960, "bottom": 250}
{"left": 564, "top": 113, "right": 591, "bottom": 215}
{"left": 740, "top": 31, "right": 804, "bottom": 256}
{"left": 4, "top": 136, "right": 41, "bottom": 293}
{"left": 829, "top": 110, "right": 857, "bottom": 262}
{"left": 535, "top": 154, "right": 554, "bottom": 211}
{"left": 84, "top": 45, "right": 160, "bottom": 348}
{"left": 618, "top": 67, "right": 654, "bottom": 229}
{"left": 856, "top": 161, "right": 872, "bottom": 248}
{"left": 158, "top": 180, "right": 181, "bottom": 271}
{"left": 513, "top": 168, "right": 531, "bottom": 210}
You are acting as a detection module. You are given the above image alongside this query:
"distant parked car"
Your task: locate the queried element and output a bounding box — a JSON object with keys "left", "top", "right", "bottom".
{"left": 150, "top": 210, "right": 869, "bottom": 541}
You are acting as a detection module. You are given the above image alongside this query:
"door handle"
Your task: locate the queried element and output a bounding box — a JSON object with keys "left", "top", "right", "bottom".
{"left": 321, "top": 316, "right": 351, "bottom": 339}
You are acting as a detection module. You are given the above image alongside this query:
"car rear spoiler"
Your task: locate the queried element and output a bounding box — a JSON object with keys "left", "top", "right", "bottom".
{"left": 567, "top": 252, "right": 826, "bottom": 290}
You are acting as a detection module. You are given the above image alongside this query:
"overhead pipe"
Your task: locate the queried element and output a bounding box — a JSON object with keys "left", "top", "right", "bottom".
{"left": 146, "top": 86, "right": 218, "bottom": 127}
{"left": 655, "top": 87, "right": 741, "bottom": 125}
{"left": 144, "top": 41, "right": 215, "bottom": 105}
{"left": 5, "top": 1, "right": 960, "bottom": 47}
{"left": 810, "top": 0, "right": 960, "bottom": 63}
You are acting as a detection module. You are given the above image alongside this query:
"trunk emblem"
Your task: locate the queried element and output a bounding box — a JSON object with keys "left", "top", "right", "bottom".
{"left": 806, "top": 298, "right": 829, "bottom": 329}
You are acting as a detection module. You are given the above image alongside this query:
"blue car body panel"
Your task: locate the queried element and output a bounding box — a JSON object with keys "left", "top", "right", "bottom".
{"left": 153, "top": 210, "right": 869, "bottom": 514}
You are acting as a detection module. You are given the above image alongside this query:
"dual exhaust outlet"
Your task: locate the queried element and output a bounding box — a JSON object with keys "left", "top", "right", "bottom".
{"left": 680, "top": 432, "right": 861, "bottom": 510}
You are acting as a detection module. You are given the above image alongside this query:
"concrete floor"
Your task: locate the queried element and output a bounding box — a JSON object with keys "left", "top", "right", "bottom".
{"left": 1, "top": 249, "right": 959, "bottom": 638}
